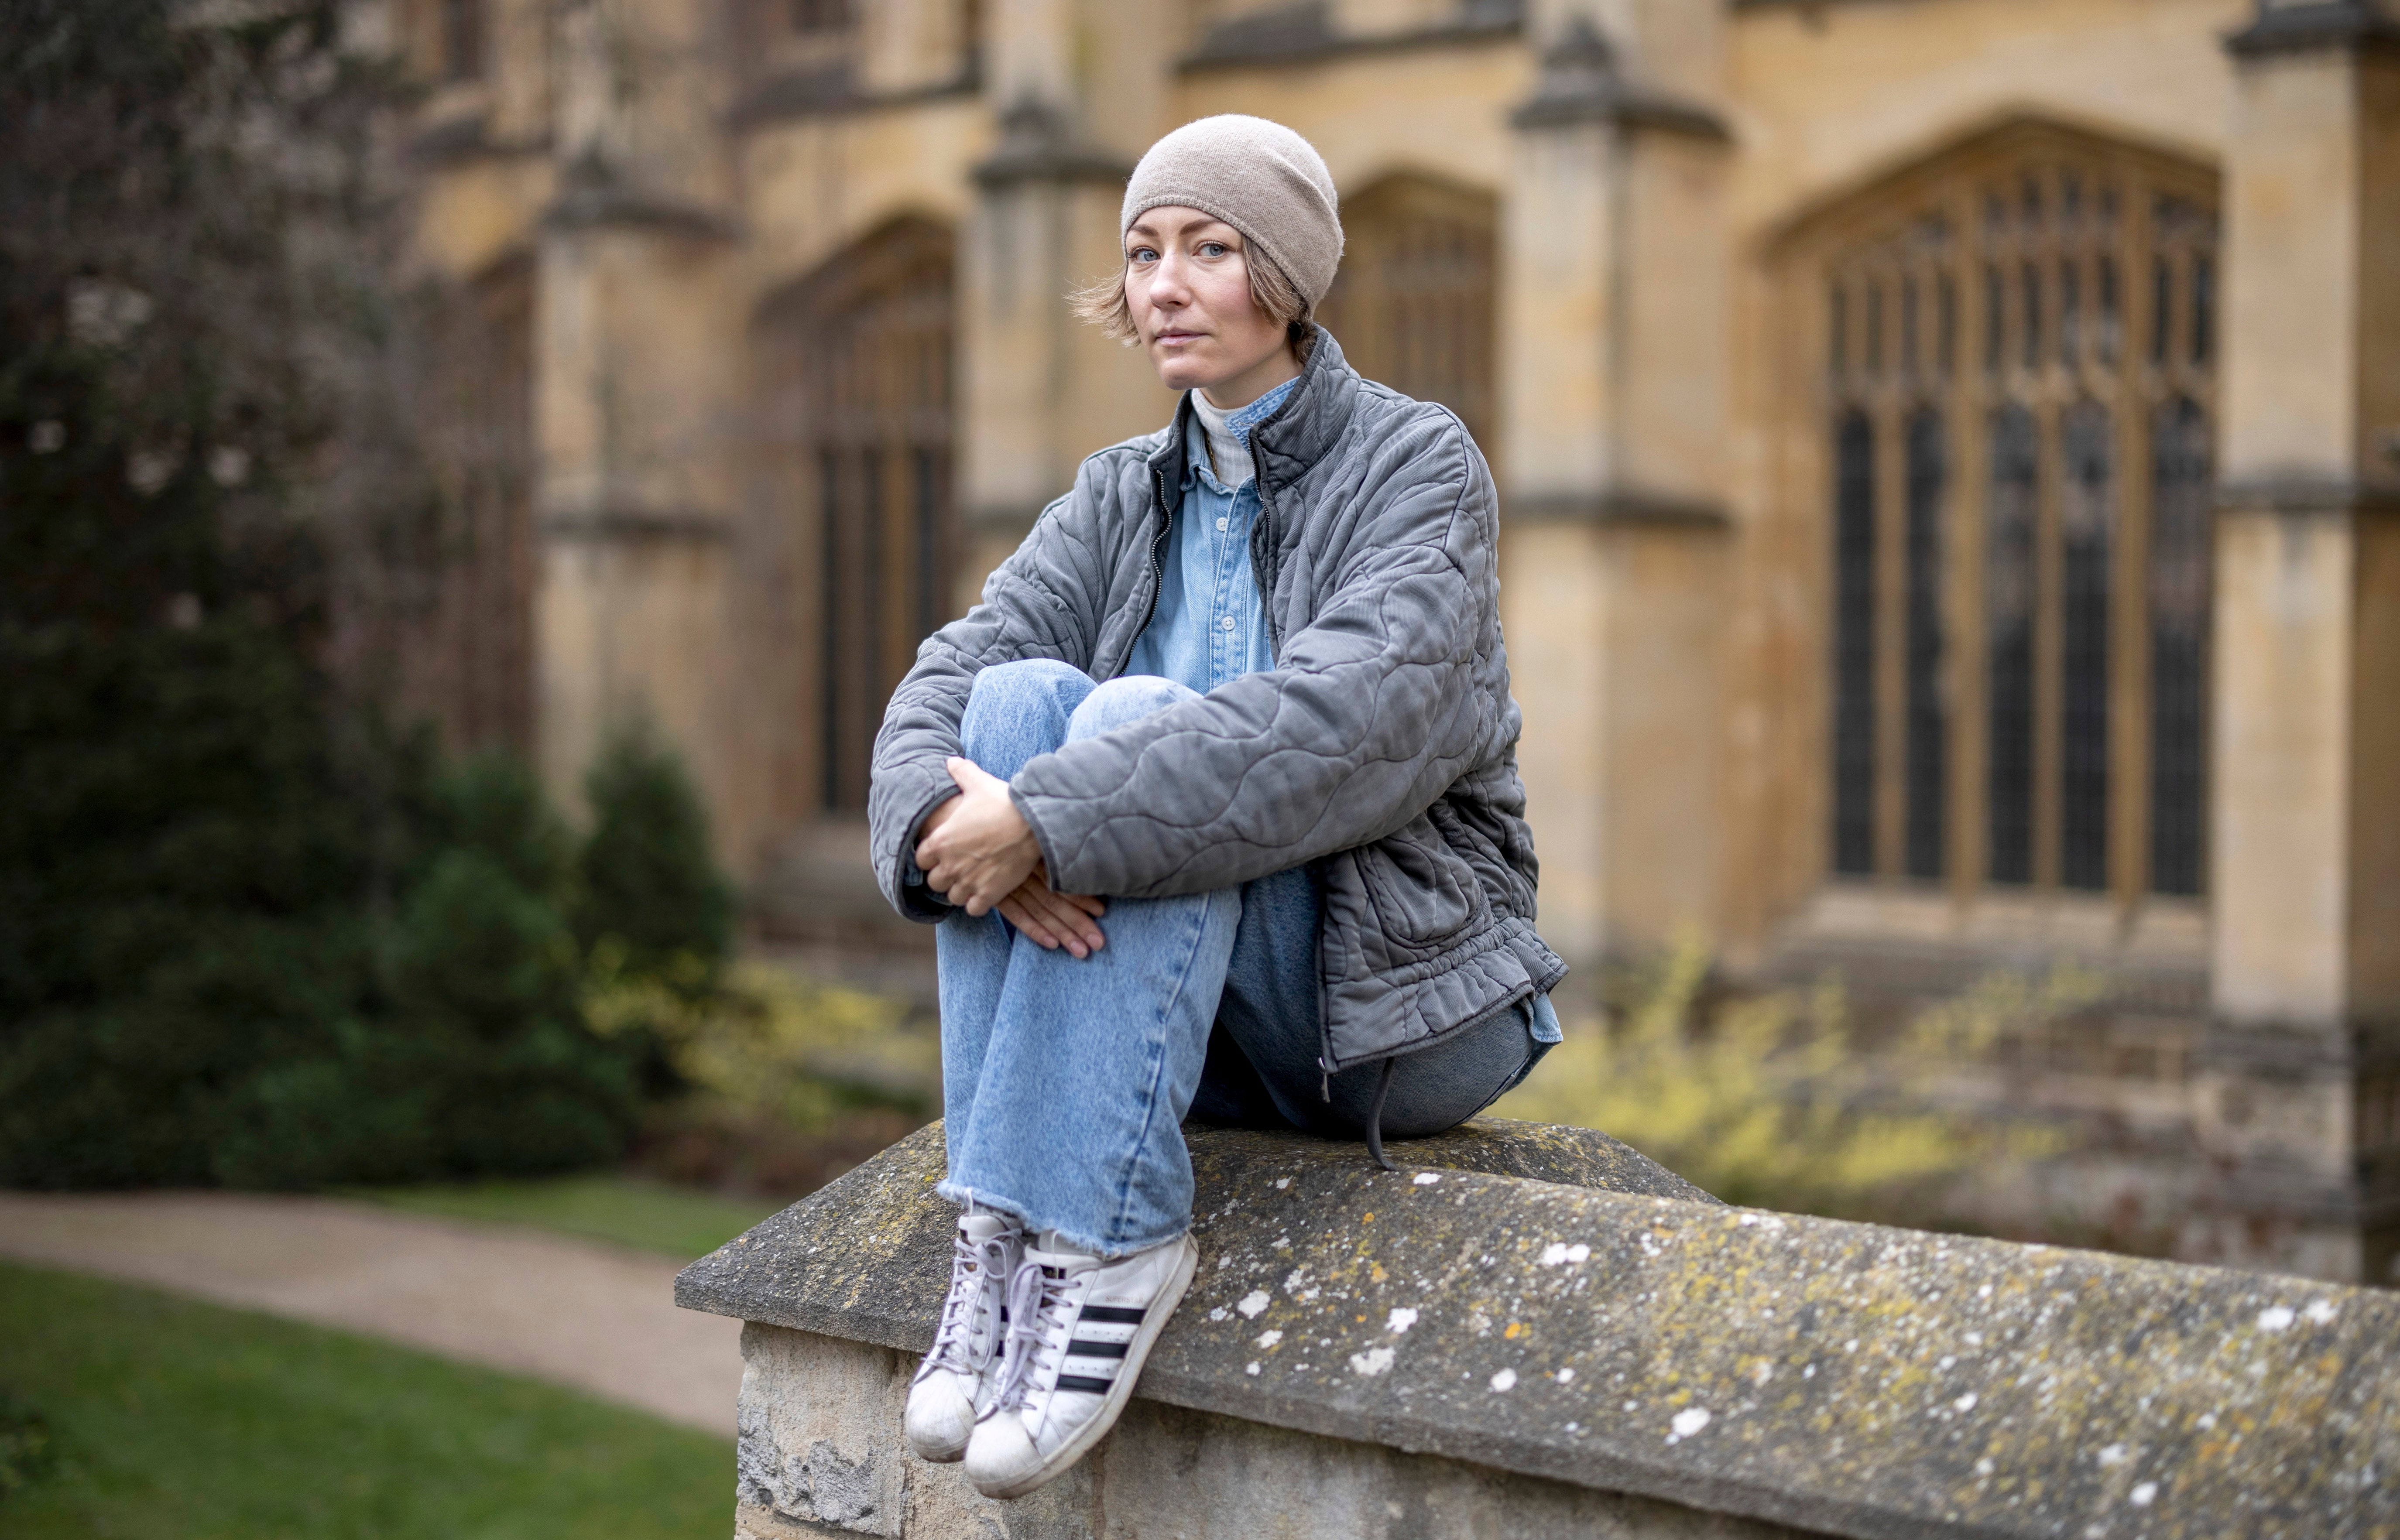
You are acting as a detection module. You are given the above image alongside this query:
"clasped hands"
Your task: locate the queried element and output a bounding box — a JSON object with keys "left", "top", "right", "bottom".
{"left": 913, "top": 757, "right": 1107, "bottom": 958}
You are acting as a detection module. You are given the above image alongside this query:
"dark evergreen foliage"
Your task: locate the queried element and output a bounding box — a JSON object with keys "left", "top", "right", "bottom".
{"left": 0, "top": 0, "right": 717, "bottom": 1189}
{"left": 573, "top": 726, "right": 737, "bottom": 986}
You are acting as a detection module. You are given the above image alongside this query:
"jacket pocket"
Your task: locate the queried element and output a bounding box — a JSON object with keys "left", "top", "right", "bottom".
{"left": 1351, "top": 810, "right": 1492, "bottom": 955}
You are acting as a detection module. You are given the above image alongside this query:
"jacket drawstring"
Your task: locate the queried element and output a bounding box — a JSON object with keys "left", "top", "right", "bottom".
{"left": 1364, "top": 1057, "right": 1398, "bottom": 1173}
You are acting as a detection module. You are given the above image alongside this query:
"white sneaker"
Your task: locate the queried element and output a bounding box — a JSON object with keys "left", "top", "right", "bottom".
{"left": 905, "top": 1210, "right": 1022, "bottom": 1462}
{"left": 964, "top": 1230, "right": 1199, "bottom": 1499}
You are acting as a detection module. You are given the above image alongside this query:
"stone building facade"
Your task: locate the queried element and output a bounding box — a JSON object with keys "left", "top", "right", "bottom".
{"left": 385, "top": 0, "right": 2400, "bottom": 1280}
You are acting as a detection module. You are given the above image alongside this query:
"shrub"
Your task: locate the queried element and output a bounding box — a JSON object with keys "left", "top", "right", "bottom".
{"left": 573, "top": 723, "right": 736, "bottom": 987}
{"left": 0, "top": 0, "right": 642, "bottom": 1190}
{"left": 1495, "top": 937, "right": 2085, "bottom": 1223}
{"left": 0, "top": 413, "right": 382, "bottom": 1184}
{"left": 588, "top": 955, "right": 935, "bottom": 1192}
{"left": 590, "top": 961, "right": 927, "bottom": 1130}
{"left": 210, "top": 756, "right": 637, "bottom": 1188}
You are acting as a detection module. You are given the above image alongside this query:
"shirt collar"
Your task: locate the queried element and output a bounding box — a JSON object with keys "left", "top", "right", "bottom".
{"left": 1184, "top": 376, "right": 1300, "bottom": 493}
{"left": 1224, "top": 376, "right": 1299, "bottom": 439}
{"left": 1147, "top": 325, "right": 1355, "bottom": 494}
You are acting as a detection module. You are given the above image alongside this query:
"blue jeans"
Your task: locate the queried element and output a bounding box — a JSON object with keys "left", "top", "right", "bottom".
{"left": 933, "top": 659, "right": 1554, "bottom": 1256}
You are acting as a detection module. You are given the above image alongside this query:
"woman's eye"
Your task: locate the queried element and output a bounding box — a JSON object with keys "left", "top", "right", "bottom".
{"left": 1129, "top": 247, "right": 1158, "bottom": 264}
{"left": 1198, "top": 242, "right": 1227, "bottom": 258}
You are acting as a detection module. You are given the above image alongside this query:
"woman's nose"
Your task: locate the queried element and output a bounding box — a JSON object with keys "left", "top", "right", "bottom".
{"left": 1149, "top": 252, "right": 1193, "bottom": 301}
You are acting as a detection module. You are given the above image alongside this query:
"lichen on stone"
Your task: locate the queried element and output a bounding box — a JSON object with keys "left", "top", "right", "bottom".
{"left": 680, "top": 1117, "right": 2400, "bottom": 1539}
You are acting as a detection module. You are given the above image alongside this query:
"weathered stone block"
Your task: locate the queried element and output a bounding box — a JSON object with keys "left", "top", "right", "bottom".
{"left": 733, "top": 1324, "right": 1809, "bottom": 1539}
{"left": 680, "top": 1117, "right": 2400, "bottom": 1539}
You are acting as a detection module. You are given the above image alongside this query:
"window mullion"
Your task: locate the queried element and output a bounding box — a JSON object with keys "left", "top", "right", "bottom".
{"left": 1951, "top": 187, "right": 1990, "bottom": 900}
{"left": 2113, "top": 170, "right": 2158, "bottom": 912}
{"left": 2032, "top": 386, "right": 2064, "bottom": 893}
{"left": 1874, "top": 355, "right": 1910, "bottom": 880}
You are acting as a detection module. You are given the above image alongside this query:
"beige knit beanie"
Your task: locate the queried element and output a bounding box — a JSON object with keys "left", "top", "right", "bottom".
{"left": 1120, "top": 115, "right": 1344, "bottom": 310}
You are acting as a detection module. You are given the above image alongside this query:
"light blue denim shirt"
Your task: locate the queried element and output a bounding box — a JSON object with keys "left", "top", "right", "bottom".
{"left": 1121, "top": 380, "right": 1295, "bottom": 692}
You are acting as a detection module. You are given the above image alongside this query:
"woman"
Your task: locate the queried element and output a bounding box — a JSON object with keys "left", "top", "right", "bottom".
{"left": 867, "top": 115, "right": 1565, "bottom": 1499}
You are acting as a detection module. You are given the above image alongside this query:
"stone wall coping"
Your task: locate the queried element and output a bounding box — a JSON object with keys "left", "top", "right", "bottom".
{"left": 677, "top": 1119, "right": 2400, "bottom": 1540}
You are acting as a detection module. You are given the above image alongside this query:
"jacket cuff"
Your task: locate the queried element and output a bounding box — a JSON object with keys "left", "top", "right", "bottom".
{"left": 885, "top": 772, "right": 962, "bottom": 922}
{"left": 1009, "top": 783, "right": 1074, "bottom": 896}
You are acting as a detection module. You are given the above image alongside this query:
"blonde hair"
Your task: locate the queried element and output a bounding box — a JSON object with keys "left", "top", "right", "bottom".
{"left": 1071, "top": 240, "right": 1316, "bottom": 359}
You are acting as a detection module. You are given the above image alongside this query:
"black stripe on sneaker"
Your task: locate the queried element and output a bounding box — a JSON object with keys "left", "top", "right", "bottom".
{"left": 1080, "top": 1305, "right": 1147, "bottom": 1324}
{"left": 1066, "top": 1338, "right": 1129, "bottom": 1359}
{"left": 1055, "top": 1374, "right": 1115, "bottom": 1394}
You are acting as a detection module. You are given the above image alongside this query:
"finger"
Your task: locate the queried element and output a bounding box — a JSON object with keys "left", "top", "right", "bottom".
{"left": 997, "top": 894, "right": 1065, "bottom": 950}
{"left": 1015, "top": 865, "right": 1100, "bottom": 943}
{"left": 1018, "top": 881, "right": 1094, "bottom": 953}
{"left": 946, "top": 756, "right": 998, "bottom": 793}
{"left": 1032, "top": 886, "right": 1104, "bottom": 951}
{"left": 1005, "top": 889, "right": 1082, "bottom": 953}
{"left": 1021, "top": 885, "right": 1098, "bottom": 955}
{"left": 1026, "top": 859, "right": 1105, "bottom": 919}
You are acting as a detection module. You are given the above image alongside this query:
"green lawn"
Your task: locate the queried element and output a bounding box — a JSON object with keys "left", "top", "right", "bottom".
{"left": 349, "top": 1174, "right": 787, "bottom": 1261}
{"left": 0, "top": 1263, "right": 730, "bottom": 1539}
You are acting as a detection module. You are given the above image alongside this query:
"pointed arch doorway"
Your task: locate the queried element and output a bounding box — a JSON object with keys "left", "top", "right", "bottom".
{"left": 756, "top": 217, "right": 958, "bottom": 818}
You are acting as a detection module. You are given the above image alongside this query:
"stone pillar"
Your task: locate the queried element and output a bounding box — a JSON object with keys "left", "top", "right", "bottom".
{"left": 955, "top": 0, "right": 1175, "bottom": 601}
{"left": 1500, "top": 4, "right": 1733, "bottom": 969}
{"left": 2201, "top": 1, "right": 2400, "bottom": 1281}
{"left": 534, "top": 0, "right": 761, "bottom": 861}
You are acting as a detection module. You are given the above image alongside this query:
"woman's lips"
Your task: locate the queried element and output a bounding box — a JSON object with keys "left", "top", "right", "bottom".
{"left": 1155, "top": 331, "right": 1204, "bottom": 346}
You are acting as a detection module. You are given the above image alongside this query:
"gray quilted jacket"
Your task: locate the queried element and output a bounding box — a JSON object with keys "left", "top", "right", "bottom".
{"left": 868, "top": 328, "right": 1565, "bottom": 1075}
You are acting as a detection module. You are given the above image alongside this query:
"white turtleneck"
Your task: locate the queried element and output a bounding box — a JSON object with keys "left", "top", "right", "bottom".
{"left": 1190, "top": 388, "right": 1255, "bottom": 488}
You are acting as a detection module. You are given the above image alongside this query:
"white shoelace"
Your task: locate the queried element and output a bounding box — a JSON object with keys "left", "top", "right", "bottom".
{"left": 918, "top": 1228, "right": 1011, "bottom": 1382}
{"left": 990, "top": 1256, "right": 1078, "bottom": 1415}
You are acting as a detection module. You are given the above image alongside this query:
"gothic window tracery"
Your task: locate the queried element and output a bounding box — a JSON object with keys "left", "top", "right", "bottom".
{"left": 1814, "top": 131, "right": 2217, "bottom": 902}
{"left": 1317, "top": 175, "right": 1498, "bottom": 454}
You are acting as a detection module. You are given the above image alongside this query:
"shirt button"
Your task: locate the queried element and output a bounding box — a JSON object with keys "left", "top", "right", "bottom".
{"left": 1221, "top": 615, "right": 1237, "bottom": 631}
{"left": 1216, "top": 517, "right": 1229, "bottom": 531}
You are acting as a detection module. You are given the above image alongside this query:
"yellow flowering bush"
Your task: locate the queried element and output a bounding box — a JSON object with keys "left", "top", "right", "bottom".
{"left": 1494, "top": 937, "right": 2099, "bottom": 1224}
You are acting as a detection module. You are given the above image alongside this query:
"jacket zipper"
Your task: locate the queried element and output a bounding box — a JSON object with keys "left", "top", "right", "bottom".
{"left": 1117, "top": 465, "right": 1174, "bottom": 678}
{"left": 1250, "top": 455, "right": 1324, "bottom": 1082}
{"left": 1248, "top": 433, "right": 1287, "bottom": 659}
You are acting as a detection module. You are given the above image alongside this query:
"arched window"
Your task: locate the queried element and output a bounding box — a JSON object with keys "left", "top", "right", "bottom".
{"left": 439, "top": 0, "right": 483, "bottom": 81}
{"left": 407, "top": 253, "right": 534, "bottom": 755}
{"left": 1813, "top": 128, "right": 2217, "bottom": 900}
{"left": 1317, "top": 175, "right": 1498, "bottom": 452}
{"left": 756, "top": 219, "right": 957, "bottom": 815}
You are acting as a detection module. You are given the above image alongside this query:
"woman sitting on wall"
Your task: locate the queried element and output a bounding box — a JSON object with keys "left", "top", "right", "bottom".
{"left": 868, "top": 114, "right": 1565, "bottom": 1499}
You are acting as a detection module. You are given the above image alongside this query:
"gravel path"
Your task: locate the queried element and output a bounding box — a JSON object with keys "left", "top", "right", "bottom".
{"left": 0, "top": 1190, "right": 742, "bottom": 1437}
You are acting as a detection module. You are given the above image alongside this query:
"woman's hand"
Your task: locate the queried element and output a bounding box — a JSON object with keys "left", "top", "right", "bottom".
{"left": 915, "top": 759, "right": 1107, "bottom": 956}
{"left": 996, "top": 866, "right": 1107, "bottom": 958}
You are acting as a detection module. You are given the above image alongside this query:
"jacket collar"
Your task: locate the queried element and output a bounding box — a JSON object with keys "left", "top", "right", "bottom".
{"left": 1146, "top": 325, "right": 1355, "bottom": 498}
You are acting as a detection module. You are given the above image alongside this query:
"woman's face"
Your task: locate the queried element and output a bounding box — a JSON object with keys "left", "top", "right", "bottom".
{"left": 1123, "top": 206, "right": 1291, "bottom": 404}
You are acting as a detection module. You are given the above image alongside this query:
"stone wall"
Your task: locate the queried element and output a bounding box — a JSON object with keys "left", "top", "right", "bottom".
{"left": 677, "top": 1118, "right": 2400, "bottom": 1539}
{"left": 734, "top": 1330, "right": 1807, "bottom": 1540}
